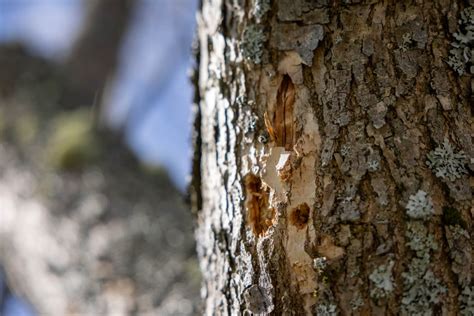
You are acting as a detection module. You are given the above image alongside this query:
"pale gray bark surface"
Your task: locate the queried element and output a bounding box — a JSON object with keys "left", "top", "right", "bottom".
{"left": 193, "top": 0, "right": 473, "bottom": 314}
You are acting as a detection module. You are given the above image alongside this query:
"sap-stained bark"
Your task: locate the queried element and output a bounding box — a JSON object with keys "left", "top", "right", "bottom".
{"left": 194, "top": 0, "right": 472, "bottom": 315}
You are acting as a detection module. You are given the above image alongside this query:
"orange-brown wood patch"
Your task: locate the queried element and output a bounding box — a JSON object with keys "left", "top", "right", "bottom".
{"left": 244, "top": 173, "right": 275, "bottom": 236}
{"left": 289, "top": 203, "right": 310, "bottom": 230}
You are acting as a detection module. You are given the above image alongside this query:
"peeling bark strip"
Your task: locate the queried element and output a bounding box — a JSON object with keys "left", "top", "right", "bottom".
{"left": 264, "top": 74, "right": 296, "bottom": 150}
{"left": 194, "top": 0, "right": 473, "bottom": 314}
{"left": 274, "top": 75, "right": 295, "bottom": 150}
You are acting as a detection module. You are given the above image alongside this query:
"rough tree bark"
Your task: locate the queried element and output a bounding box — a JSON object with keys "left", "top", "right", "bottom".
{"left": 192, "top": 0, "right": 473, "bottom": 314}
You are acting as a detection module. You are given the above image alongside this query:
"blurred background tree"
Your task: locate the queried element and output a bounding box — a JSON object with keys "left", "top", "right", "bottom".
{"left": 0, "top": 0, "right": 200, "bottom": 315}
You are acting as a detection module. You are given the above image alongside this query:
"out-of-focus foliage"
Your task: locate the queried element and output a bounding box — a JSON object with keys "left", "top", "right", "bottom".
{"left": 0, "top": 1, "right": 201, "bottom": 314}
{"left": 46, "top": 109, "right": 100, "bottom": 170}
{"left": 0, "top": 45, "right": 201, "bottom": 314}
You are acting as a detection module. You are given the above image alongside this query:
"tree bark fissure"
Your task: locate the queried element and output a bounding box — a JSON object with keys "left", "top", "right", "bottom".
{"left": 194, "top": 0, "right": 472, "bottom": 315}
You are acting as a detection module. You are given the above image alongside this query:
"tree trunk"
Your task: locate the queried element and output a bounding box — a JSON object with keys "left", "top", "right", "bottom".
{"left": 192, "top": 0, "right": 473, "bottom": 314}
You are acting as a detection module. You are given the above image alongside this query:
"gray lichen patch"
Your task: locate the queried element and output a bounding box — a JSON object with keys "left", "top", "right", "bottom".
{"left": 350, "top": 294, "right": 364, "bottom": 311}
{"left": 314, "top": 302, "right": 338, "bottom": 316}
{"left": 405, "top": 222, "right": 438, "bottom": 258}
{"left": 253, "top": 0, "right": 271, "bottom": 20}
{"left": 367, "top": 160, "right": 380, "bottom": 172}
{"left": 369, "top": 260, "right": 395, "bottom": 299}
{"left": 243, "top": 284, "right": 274, "bottom": 314}
{"left": 445, "top": 224, "right": 472, "bottom": 286}
{"left": 459, "top": 286, "right": 474, "bottom": 316}
{"left": 313, "top": 257, "right": 328, "bottom": 274}
{"left": 391, "top": 18, "right": 429, "bottom": 81}
{"left": 426, "top": 139, "right": 468, "bottom": 181}
{"left": 399, "top": 33, "right": 414, "bottom": 52}
{"left": 271, "top": 23, "right": 324, "bottom": 65}
{"left": 405, "top": 190, "right": 434, "bottom": 220}
{"left": 401, "top": 268, "right": 447, "bottom": 315}
{"left": 447, "top": 6, "right": 474, "bottom": 75}
{"left": 402, "top": 218, "right": 446, "bottom": 315}
{"left": 395, "top": 18, "right": 428, "bottom": 51}
{"left": 337, "top": 198, "right": 360, "bottom": 223}
{"left": 241, "top": 24, "right": 267, "bottom": 64}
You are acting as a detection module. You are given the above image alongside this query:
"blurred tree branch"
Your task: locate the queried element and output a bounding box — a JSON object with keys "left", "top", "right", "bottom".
{"left": 64, "top": 0, "right": 136, "bottom": 107}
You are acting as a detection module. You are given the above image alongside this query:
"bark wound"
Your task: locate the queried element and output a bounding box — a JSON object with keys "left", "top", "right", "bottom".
{"left": 289, "top": 203, "right": 310, "bottom": 230}
{"left": 266, "top": 75, "right": 295, "bottom": 151}
{"left": 261, "top": 74, "right": 319, "bottom": 312}
{"left": 244, "top": 173, "right": 275, "bottom": 236}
